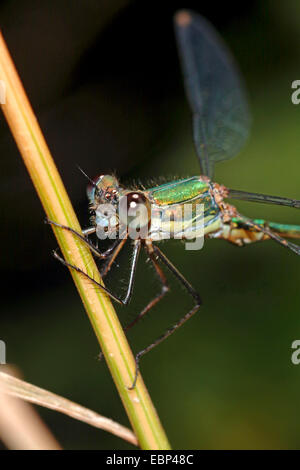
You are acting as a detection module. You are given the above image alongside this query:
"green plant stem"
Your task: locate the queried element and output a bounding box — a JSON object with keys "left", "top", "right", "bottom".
{"left": 0, "top": 31, "right": 171, "bottom": 450}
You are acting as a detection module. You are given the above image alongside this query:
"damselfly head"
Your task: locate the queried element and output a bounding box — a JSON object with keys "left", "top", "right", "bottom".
{"left": 86, "top": 174, "right": 123, "bottom": 239}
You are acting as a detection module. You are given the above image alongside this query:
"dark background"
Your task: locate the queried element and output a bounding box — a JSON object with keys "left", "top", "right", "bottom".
{"left": 1, "top": 0, "right": 300, "bottom": 449}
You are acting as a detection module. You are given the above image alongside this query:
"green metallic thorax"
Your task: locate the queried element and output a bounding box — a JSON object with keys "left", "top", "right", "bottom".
{"left": 144, "top": 176, "right": 222, "bottom": 241}
{"left": 146, "top": 177, "right": 209, "bottom": 205}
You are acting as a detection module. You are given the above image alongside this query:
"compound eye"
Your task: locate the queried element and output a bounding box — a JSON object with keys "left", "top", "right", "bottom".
{"left": 127, "top": 192, "right": 145, "bottom": 208}
{"left": 119, "top": 192, "right": 151, "bottom": 234}
{"left": 127, "top": 192, "right": 150, "bottom": 217}
{"left": 87, "top": 182, "right": 96, "bottom": 202}
{"left": 87, "top": 177, "right": 102, "bottom": 202}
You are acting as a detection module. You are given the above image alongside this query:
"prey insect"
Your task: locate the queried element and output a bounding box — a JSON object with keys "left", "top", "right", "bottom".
{"left": 47, "top": 10, "right": 300, "bottom": 389}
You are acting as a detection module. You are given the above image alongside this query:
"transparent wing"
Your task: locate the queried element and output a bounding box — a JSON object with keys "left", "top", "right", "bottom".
{"left": 174, "top": 10, "right": 250, "bottom": 179}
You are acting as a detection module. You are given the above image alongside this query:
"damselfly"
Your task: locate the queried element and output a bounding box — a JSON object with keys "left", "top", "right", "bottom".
{"left": 47, "top": 10, "right": 300, "bottom": 389}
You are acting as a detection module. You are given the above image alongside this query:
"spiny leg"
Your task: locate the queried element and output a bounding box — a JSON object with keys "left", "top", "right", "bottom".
{"left": 122, "top": 239, "right": 141, "bottom": 305}
{"left": 98, "top": 243, "right": 170, "bottom": 362}
{"left": 97, "top": 235, "right": 138, "bottom": 361}
{"left": 100, "top": 234, "right": 128, "bottom": 278}
{"left": 129, "top": 244, "right": 202, "bottom": 390}
{"left": 237, "top": 213, "right": 300, "bottom": 255}
{"left": 52, "top": 238, "right": 141, "bottom": 305}
{"left": 124, "top": 243, "right": 169, "bottom": 333}
{"left": 45, "top": 218, "right": 123, "bottom": 260}
{"left": 48, "top": 218, "right": 139, "bottom": 361}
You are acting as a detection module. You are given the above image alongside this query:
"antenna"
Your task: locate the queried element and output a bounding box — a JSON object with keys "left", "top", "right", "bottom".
{"left": 76, "top": 165, "right": 97, "bottom": 188}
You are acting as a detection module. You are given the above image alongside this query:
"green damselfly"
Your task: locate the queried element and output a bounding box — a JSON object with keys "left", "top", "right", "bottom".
{"left": 48, "top": 10, "right": 300, "bottom": 389}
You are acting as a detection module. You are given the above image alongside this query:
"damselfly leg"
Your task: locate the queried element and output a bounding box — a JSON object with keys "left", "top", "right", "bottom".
{"left": 100, "top": 236, "right": 128, "bottom": 278}
{"left": 49, "top": 217, "right": 141, "bottom": 305}
{"left": 97, "top": 240, "right": 170, "bottom": 362}
{"left": 124, "top": 247, "right": 169, "bottom": 333}
{"left": 128, "top": 243, "right": 202, "bottom": 390}
{"left": 45, "top": 218, "right": 123, "bottom": 260}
